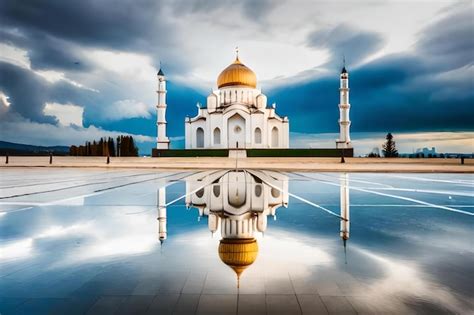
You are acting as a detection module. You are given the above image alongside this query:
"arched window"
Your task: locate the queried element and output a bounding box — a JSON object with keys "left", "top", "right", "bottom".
{"left": 213, "top": 185, "right": 220, "bottom": 197}
{"left": 271, "top": 187, "right": 280, "bottom": 198}
{"left": 196, "top": 127, "right": 204, "bottom": 148}
{"left": 255, "top": 184, "right": 262, "bottom": 197}
{"left": 213, "top": 127, "right": 221, "bottom": 145}
{"left": 271, "top": 127, "right": 279, "bottom": 147}
{"left": 254, "top": 127, "right": 262, "bottom": 144}
{"left": 196, "top": 188, "right": 205, "bottom": 198}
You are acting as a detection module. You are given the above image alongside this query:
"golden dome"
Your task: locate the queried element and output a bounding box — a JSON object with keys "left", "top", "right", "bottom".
{"left": 217, "top": 57, "right": 257, "bottom": 89}
{"left": 218, "top": 238, "right": 258, "bottom": 285}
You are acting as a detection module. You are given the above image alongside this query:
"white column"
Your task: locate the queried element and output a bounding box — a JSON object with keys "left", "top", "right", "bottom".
{"left": 157, "top": 70, "right": 170, "bottom": 149}
{"left": 158, "top": 186, "right": 167, "bottom": 244}
{"left": 340, "top": 173, "right": 350, "bottom": 242}
{"left": 336, "top": 68, "right": 352, "bottom": 149}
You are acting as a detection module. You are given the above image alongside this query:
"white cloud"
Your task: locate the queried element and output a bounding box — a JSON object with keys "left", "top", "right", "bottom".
{"left": 87, "top": 49, "right": 156, "bottom": 82}
{"left": 0, "top": 42, "right": 30, "bottom": 69}
{"left": 0, "top": 238, "right": 33, "bottom": 260}
{"left": 105, "top": 99, "right": 153, "bottom": 121}
{"left": 35, "top": 70, "right": 99, "bottom": 92}
{"left": 0, "top": 91, "right": 11, "bottom": 107}
{"left": 43, "top": 102, "right": 84, "bottom": 126}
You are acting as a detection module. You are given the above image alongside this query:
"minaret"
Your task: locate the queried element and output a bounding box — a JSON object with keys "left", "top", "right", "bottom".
{"left": 340, "top": 173, "right": 350, "bottom": 263}
{"left": 336, "top": 59, "right": 352, "bottom": 149}
{"left": 156, "top": 68, "right": 170, "bottom": 149}
{"left": 157, "top": 186, "right": 167, "bottom": 244}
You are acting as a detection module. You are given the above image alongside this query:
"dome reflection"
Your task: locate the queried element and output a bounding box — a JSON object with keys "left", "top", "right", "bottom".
{"left": 157, "top": 171, "right": 351, "bottom": 286}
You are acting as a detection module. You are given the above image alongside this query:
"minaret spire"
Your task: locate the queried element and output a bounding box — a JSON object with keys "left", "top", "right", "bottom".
{"left": 336, "top": 57, "right": 351, "bottom": 148}
{"left": 158, "top": 186, "right": 167, "bottom": 245}
{"left": 156, "top": 65, "right": 170, "bottom": 149}
{"left": 340, "top": 173, "right": 350, "bottom": 264}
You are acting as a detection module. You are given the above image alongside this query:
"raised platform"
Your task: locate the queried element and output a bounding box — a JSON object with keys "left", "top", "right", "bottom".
{"left": 1, "top": 156, "right": 472, "bottom": 173}
{"left": 152, "top": 148, "right": 354, "bottom": 158}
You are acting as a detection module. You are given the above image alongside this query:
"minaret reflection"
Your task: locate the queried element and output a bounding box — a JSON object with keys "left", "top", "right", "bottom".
{"left": 185, "top": 170, "right": 289, "bottom": 286}
{"left": 339, "top": 173, "right": 350, "bottom": 263}
{"left": 157, "top": 186, "right": 167, "bottom": 245}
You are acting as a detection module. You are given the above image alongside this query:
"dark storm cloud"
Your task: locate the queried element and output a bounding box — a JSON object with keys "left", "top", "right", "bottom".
{"left": 169, "top": 0, "right": 282, "bottom": 20}
{"left": 0, "top": 28, "right": 90, "bottom": 72}
{"left": 0, "top": 0, "right": 188, "bottom": 127}
{"left": 0, "top": 61, "right": 100, "bottom": 124}
{"left": 307, "top": 24, "right": 385, "bottom": 69}
{"left": 416, "top": 5, "right": 474, "bottom": 71}
{"left": 0, "top": 0, "right": 159, "bottom": 49}
{"left": 0, "top": 62, "right": 55, "bottom": 123}
{"left": 0, "top": 0, "right": 188, "bottom": 74}
{"left": 270, "top": 6, "right": 474, "bottom": 134}
{"left": 270, "top": 53, "right": 473, "bottom": 133}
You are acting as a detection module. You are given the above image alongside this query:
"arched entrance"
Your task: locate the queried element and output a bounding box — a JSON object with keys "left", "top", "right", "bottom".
{"left": 254, "top": 127, "right": 262, "bottom": 144}
{"left": 213, "top": 127, "right": 221, "bottom": 145}
{"left": 271, "top": 127, "right": 279, "bottom": 147}
{"left": 227, "top": 113, "right": 246, "bottom": 148}
{"left": 196, "top": 127, "right": 204, "bottom": 148}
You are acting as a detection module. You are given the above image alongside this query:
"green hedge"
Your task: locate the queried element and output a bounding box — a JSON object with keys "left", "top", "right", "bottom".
{"left": 247, "top": 148, "right": 353, "bottom": 157}
{"left": 152, "top": 148, "right": 353, "bottom": 157}
{"left": 152, "top": 149, "right": 229, "bottom": 157}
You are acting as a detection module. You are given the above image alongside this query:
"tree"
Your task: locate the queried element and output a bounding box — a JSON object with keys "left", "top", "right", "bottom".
{"left": 107, "top": 137, "right": 116, "bottom": 157}
{"left": 69, "top": 145, "right": 78, "bottom": 156}
{"left": 382, "top": 133, "right": 398, "bottom": 157}
{"left": 129, "top": 136, "right": 139, "bottom": 156}
{"left": 69, "top": 135, "right": 138, "bottom": 156}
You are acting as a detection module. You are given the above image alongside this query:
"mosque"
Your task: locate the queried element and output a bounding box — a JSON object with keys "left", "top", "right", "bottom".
{"left": 156, "top": 170, "right": 351, "bottom": 285}
{"left": 154, "top": 51, "right": 352, "bottom": 151}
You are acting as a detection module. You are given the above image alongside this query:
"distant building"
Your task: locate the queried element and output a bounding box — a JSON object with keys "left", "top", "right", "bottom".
{"left": 416, "top": 147, "right": 437, "bottom": 157}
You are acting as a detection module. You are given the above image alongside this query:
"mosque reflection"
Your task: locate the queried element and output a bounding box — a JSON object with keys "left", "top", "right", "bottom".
{"left": 157, "top": 170, "right": 350, "bottom": 286}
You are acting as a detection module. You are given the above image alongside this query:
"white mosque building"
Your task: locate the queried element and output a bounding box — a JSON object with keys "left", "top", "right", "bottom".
{"left": 155, "top": 52, "right": 351, "bottom": 151}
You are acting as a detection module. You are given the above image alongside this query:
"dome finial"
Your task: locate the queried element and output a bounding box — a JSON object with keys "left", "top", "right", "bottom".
{"left": 235, "top": 46, "right": 239, "bottom": 61}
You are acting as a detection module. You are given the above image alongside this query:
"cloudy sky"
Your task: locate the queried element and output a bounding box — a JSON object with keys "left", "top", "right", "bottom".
{"left": 0, "top": 0, "right": 473, "bottom": 155}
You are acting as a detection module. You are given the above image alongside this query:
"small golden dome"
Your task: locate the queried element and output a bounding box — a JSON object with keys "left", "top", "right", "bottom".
{"left": 217, "top": 57, "right": 257, "bottom": 89}
{"left": 218, "top": 238, "right": 258, "bottom": 284}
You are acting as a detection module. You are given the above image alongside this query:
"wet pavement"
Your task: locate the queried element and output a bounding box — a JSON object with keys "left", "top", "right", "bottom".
{"left": 0, "top": 168, "right": 473, "bottom": 314}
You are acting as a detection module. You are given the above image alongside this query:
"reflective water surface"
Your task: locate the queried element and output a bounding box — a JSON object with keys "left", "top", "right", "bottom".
{"left": 0, "top": 168, "right": 473, "bottom": 314}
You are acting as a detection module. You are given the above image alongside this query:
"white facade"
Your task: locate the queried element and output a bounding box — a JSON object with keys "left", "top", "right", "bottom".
{"left": 336, "top": 66, "right": 352, "bottom": 149}
{"left": 184, "top": 58, "right": 289, "bottom": 149}
{"left": 184, "top": 170, "right": 289, "bottom": 238}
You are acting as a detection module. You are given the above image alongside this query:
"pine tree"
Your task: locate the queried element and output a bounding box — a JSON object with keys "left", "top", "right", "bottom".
{"left": 382, "top": 133, "right": 399, "bottom": 157}
{"left": 129, "top": 136, "right": 139, "bottom": 156}
{"left": 108, "top": 137, "right": 116, "bottom": 157}
{"left": 121, "top": 136, "right": 128, "bottom": 156}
